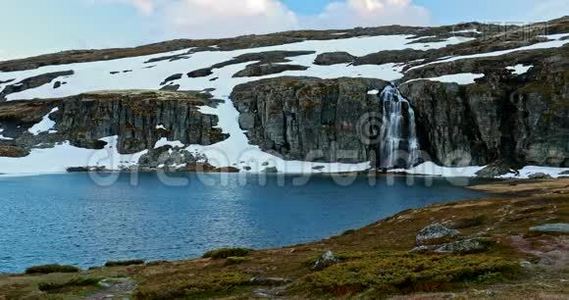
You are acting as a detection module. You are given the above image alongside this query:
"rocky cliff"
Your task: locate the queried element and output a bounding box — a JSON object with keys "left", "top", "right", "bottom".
{"left": 231, "top": 77, "right": 389, "bottom": 164}
{"left": 0, "top": 90, "right": 225, "bottom": 168}
{"left": 400, "top": 46, "right": 569, "bottom": 169}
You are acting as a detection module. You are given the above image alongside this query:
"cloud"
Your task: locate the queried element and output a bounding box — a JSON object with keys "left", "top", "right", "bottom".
{"left": 111, "top": 0, "right": 431, "bottom": 38}
{"left": 162, "top": 0, "right": 298, "bottom": 38}
{"left": 305, "top": 0, "right": 431, "bottom": 29}
{"left": 130, "top": 0, "right": 155, "bottom": 14}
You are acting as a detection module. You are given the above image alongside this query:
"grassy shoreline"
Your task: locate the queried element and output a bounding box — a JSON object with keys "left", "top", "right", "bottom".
{"left": 2, "top": 178, "right": 568, "bottom": 299}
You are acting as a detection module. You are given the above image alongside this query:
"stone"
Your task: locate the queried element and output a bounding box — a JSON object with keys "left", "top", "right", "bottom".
{"left": 434, "top": 238, "right": 490, "bottom": 254}
{"left": 530, "top": 223, "right": 569, "bottom": 234}
{"left": 187, "top": 68, "right": 213, "bottom": 78}
{"left": 416, "top": 223, "right": 459, "bottom": 245}
{"left": 160, "top": 73, "right": 183, "bottom": 85}
{"left": 233, "top": 63, "right": 308, "bottom": 77}
{"left": 313, "top": 52, "right": 355, "bottom": 65}
{"left": 528, "top": 172, "right": 553, "bottom": 179}
{"left": 312, "top": 250, "right": 338, "bottom": 271}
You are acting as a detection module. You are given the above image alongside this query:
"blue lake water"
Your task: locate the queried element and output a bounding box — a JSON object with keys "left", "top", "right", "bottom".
{"left": 0, "top": 173, "right": 486, "bottom": 273}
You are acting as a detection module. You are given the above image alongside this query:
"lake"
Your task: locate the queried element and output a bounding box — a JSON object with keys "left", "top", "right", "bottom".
{"left": 0, "top": 173, "right": 486, "bottom": 273}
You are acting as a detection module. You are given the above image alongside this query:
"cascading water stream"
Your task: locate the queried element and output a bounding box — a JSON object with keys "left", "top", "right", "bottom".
{"left": 378, "top": 84, "right": 420, "bottom": 169}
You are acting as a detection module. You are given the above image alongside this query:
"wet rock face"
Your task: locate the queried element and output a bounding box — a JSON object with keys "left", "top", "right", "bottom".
{"left": 231, "top": 77, "right": 389, "bottom": 163}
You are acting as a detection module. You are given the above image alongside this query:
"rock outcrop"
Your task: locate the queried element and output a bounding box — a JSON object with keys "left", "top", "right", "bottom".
{"left": 0, "top": 90, "right": 225, "bottom": 159}
{"left": 231, "top": 77, "right": 389, "bottom": 163}
{"left": 400, "top": 45, "right": 569, "bottom": 168}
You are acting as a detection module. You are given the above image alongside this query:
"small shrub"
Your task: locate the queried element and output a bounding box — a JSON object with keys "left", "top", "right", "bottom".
{"left": 38, "top": 277, "right": 100, "bottom": 293}
{"left": 202, "top": 248, "right": 252, "bottom": 259}
{"left": 105, "top": 259, "right": 145, "bottom": 267}
{"left": 25, "top": 264, "right": 80, "bottom": 275}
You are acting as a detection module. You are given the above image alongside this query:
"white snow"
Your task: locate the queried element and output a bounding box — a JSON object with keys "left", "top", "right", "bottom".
{"left": 28, "top": 107, "right": 58, "bottom": 135}
{"left": 499, "top": 166, "right": 569, "bottom": 179}
{"left": 0, "top": 31, "right": 564, "bottom": 176}
{"left": 390, "top": 162, "right": 569, "bottom": 179}
{"left": 367, "top": 89, "right": 379, "bottom": 95}
{"left": 154, "top": 138, "right": 185, "bottom": 149}
{"left": 391, "top": 161, "right": 485, "bottom": 178}
{"left": 506, "top": 64, "right": 533, "bottom": 75}
{"left": 421, "top": 73, "right": 485, "bottom": 85}
{"left": 0, "top": 136, "right": 147, "bottom": 176}
{"left": 155, "top": 124, "right": 166, "bottom": 130}
{"left": 409, "top": 33, "right": 569, "bottom": 71}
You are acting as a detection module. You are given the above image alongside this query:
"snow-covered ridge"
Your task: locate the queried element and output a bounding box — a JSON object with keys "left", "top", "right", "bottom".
{"left": 0, "top": 28, "right": 568, "bottom": 177}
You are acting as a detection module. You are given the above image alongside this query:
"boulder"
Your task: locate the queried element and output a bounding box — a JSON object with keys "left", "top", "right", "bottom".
{"left": 187, "top": 68, "right": 213, "bottom": 78}
{"left": 416, "top": 223, "right": 459, "bottom": 245}
{"left": 313, "top": 52, "right": 355, "bottom": 65}
{"left": 528, "top": 172, "right": 553, "bottom": 179}
{"left": 312, "top": 250, "right": 338, "bottom": 271}
{"left": 233, "top": 64, "right": 308, "bottom": 77}
{"left": 434, "top": 238, "right": 491, "bottom": 254}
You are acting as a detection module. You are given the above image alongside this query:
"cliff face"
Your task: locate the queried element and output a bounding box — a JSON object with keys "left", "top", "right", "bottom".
{"left": 230, "top": 68, "right": 568, "bottom": 169}
{"left": 231, "top": 77, "right": 389, "bottom": 163}
{"left": 0, "top": 90, "right": 225, "bottom": 161}
{"left": 400, "top": 48, "right": 569, "bottom": 168}
{"left": 52, "top": 91, "right": 225, "bottom": 154}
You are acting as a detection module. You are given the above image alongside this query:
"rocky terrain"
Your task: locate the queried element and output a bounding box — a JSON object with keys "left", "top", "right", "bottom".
{"left": 2, "top": 178, "right": 569, "bottom": 299}
{"left": 0, "top": 90, "right": 226, "bottom": 171}
{"left": 0, "top": 16, "right": 568, "bottom": 176}
{"left": 231, "top": 77, "right": 389, "bottom": 163}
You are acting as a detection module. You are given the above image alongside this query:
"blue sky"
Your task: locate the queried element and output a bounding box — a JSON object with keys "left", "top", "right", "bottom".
{"left": 1, "top": 0, "right": 568, "bottom": 60}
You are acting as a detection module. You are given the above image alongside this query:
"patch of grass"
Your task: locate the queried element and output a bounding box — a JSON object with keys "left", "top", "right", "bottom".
{"left": 104, "top": 259, "right": 145, "bottom": 267}
{"left": 38, "top": 277, "right": 100, "bottom": 293}
{"left": 450, "top": 215, "right": 487, "bottom": 229}
{"left": 202, "top": 247, "right": 252, "bottom": 259}
{"left": 135, "top": 271, "right": 250, "bottom": 299}
{"left": 25, "top": 264, "right": 80, "bottom": 275}
{"left": 224, "top": 256, "right": 250, "bottom": 266}
{"left": 293, "top": 252, "right": 520, "bottom": 298}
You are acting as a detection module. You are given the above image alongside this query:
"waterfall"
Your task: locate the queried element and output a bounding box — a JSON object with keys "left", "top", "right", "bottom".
{"left": 378, "top": 84, "right": 420, "bottom": 169}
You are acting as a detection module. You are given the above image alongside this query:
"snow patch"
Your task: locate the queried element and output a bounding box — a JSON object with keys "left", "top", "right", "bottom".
{"left": 154, "top": 138, "right": 185, "bottom": 149}
{"left": 423, "top": 73, "right": 485, "bottom": 85}
{"left": 506, "top": 64, "right": 533, "bottom": 75}
{"left": 0, "top": 136, "right": 147, "bottom": 176}
{"left": 367, "top": 89, "right": 379, "bottom": 95}
{"left": 391, "top": 161, "right": 485, "bottom": 178}
{"left": 28, "top": 107, "right": 58, "bottom": 135}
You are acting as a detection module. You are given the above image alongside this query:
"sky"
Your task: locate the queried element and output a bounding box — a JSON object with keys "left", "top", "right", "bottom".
{"left": 1, "top": 0, "right": 568, "bottom": 60}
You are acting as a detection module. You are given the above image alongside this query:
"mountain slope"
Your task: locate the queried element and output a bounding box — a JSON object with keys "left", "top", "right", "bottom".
{"left": 0, "top": 17, "right": 568, "bottom": 177}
